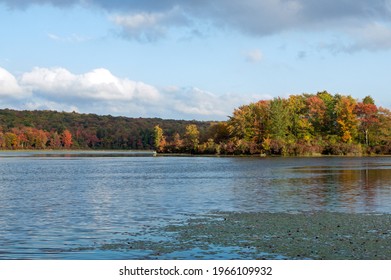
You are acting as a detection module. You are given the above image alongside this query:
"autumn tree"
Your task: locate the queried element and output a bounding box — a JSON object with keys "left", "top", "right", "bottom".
{"left": 228, "top": 104, "right": 257, "bottom": 141}
{"left": 153, "top": 125, "right": 166, "bottom": 152}
{"left": 355, "top": 96, "right": 378, "bottom": 145}
{"left": 4, "top": 132, "right": 18, "bottom": 149}
{"left": 335, "top": 96, "right": 358, "bottom": 143}
{"left": 0, "top": 131, "right": 4, "bottom": 148}
{"left": 11, "top": 127, "right": 27, "bottom": 149}
{"left": 206, "top": 122, "right": 230, "bottom": 144}
{"left": 228, "top": 101, "right": 270, "bottom": 145}
{"left": 171, "top": 133, "right": 183, "bottom": 152}
{"left": 49, "top": 131, "right": 62, "bottom": 149}
{"left": 306, "top": 95, "right": 326, "bottom": 135}
{"left": 377, "top": 107, "right": 391, "bottom": 144}
{"left": 62, "top": 129, "right": 73, "bottom": 149}
{"left": 35, "top": 129, "right": 48, "bottom": 149}
{"left": 184, "top": 124, "right": 200, "bottom": 153}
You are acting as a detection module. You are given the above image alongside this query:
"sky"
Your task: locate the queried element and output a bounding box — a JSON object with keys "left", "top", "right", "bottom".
{"left": 0, "top": 0, "right": 391, "bottom": 121}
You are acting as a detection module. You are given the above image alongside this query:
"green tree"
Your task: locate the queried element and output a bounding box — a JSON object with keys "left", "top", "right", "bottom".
{"left": 363, "top": 95, "right": 375, "bottom": 105}
{"left": 287, "top": 95, "right": 311, "bottom": 140}
{"left": 317, "top": 91, "right": 337, "bottom": 135}
{"left": 269, "top": 98, "right": 290, "bottom": 140}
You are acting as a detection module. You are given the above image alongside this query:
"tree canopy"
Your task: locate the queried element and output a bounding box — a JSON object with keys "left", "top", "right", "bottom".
{"left": 154, "top": 92, "right": 391, "bottom": 156}
{"left": 1, "top": 91, "right": 391, "bottom": 155}
{"left": 0, "top": 109, "right": 211, "bottom": 150}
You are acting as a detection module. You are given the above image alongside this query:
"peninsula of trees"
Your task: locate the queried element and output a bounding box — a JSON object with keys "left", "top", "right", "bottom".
{"left": 154, "top": 91, "right": 391, "bottom": 156}
{"left": 1, "top": 91, "right": 391, "bottom": 156}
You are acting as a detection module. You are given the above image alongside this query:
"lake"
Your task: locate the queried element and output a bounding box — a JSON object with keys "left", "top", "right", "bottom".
{"left": 1, "top": 152, "right": 391, "bottom": 259}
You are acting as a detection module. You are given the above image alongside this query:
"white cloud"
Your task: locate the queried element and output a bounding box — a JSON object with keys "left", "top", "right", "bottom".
{"left": 24, "top": 99, "right": 80, "bottom": 113}
{"left": 318, "top": 22, "right": 391, "bottom": 53}
{"left": 160, "top": 86, "right": 269, "bottom": 120}
{"left": 0, "top": 67, "right": 26, "bottom": 98}
{"left": 20, "top": 67, "right": 76, "bottom": 94}
{"left": 170, "top": 87, "right": 228, "bottom": 116}
{"left": 1, "top": 66, "right": 268, "bottom": 120}
{"left": 109, "top": 6, "right": 189, "bottom": 41}
{"left": 348, "top": 22, "right": 391, "bottom": 51}
{"left": 20, "top": 67, "right": 160, "bottom": 102}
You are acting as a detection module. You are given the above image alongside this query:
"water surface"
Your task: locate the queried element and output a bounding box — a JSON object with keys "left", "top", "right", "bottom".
{"left": 1, "top": 152, "right": 390, "bottom": 259}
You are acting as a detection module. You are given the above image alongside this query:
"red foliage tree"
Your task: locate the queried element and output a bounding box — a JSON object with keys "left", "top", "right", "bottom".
{"left": 355, "top": 100, "right": 378, "bottom": 145}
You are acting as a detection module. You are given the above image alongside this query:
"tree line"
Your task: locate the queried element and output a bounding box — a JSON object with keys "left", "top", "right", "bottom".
{"left": 154, "top": 91, "right": 391, "bottom": 155}
{"left": 0, "top": 109, "right": 211, "bottom": 150}
{"left": 1, "top": 91, "right": 391, "bottom": 155}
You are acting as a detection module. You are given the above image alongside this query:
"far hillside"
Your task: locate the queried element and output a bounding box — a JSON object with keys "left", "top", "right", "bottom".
{"left": 0, "top": 109, "right": 213, "bottom": 150}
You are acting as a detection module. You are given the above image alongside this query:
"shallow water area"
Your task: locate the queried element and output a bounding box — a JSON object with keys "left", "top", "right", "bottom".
{"left": 1, "top": 152, "right": 391, "bottom": 259}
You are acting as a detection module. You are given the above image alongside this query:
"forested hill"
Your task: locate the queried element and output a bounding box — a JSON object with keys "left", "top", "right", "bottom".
{"left": 0, "top": 109, "right": 212, "bottom": 150}
{"left": 2, "top": 91, "right": 391, "bottom": 155}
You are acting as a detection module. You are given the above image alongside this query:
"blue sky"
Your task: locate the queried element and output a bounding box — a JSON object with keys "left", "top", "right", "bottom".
{"left": 0, "top": 0, "right": 391, "bottom": 120}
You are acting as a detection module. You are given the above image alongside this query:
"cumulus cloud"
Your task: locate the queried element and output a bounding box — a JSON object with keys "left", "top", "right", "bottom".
{"left": 0, "top": 67, "right": 264, "bottom": 120}
{"left": 20, "top": 67, "right": 160, "bottom": 103}
{"left": 0, "top": 67, "right": 162, "bottom": 116}
{"left": 0, "top": 67, "right": 26, "bottom": 98}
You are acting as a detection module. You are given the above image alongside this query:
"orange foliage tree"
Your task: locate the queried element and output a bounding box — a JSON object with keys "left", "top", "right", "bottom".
{"left": 62, "top": 129, "right": 73, "bottom": 149}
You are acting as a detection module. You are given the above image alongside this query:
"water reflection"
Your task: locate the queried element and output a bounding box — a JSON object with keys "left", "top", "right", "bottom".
{"left": 228, "top": 157, "right": 391, "bottom": 213}
{"left": 287, "top": 164, "right": 391, "bottom": 212}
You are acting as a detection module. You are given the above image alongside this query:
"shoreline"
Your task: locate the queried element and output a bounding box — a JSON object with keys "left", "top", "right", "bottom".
{"left": 1, "top": 149, "right": 390, "bottom": 158}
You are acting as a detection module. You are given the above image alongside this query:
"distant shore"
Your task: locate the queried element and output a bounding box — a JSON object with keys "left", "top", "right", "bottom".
{"left": 1, "top": 149, "right": 390, "bottom": 158}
